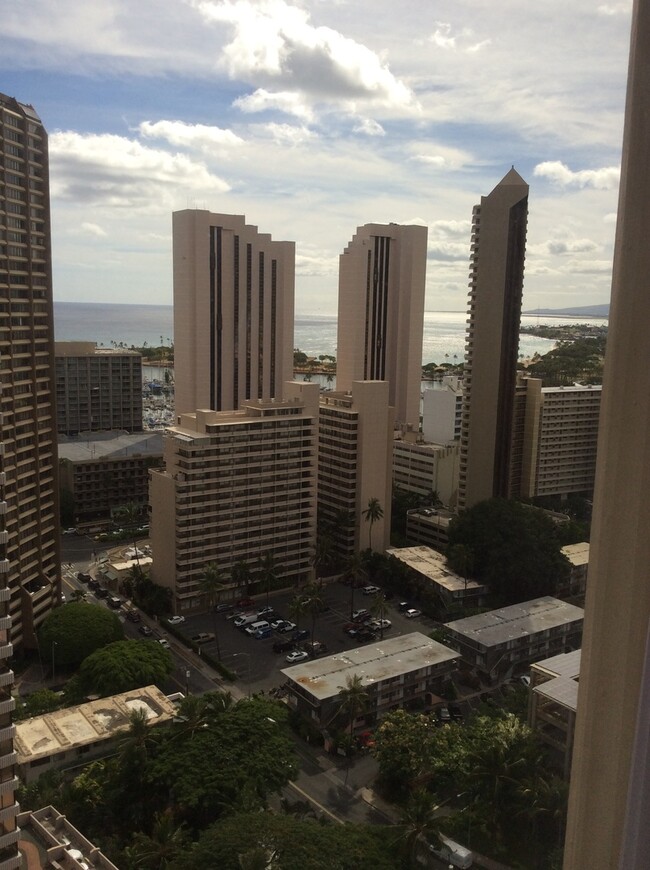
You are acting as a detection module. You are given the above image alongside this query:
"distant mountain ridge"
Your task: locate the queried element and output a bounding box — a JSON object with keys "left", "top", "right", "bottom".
{"left": 523, "top": 303, "right": 609, "bottom": 318}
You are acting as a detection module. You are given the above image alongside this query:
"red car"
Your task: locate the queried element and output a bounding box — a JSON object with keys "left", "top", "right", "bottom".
{"left": 236, "top": 597, "right": 254, "bottom": 609}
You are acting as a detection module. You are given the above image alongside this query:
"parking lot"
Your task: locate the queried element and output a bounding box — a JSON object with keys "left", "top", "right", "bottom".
{"left": 167, "top": 581, "right": 440, "bottom": 695}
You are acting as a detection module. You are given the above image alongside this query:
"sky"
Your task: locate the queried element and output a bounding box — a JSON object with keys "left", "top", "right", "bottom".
{"left": 2, "top": 0, "right": 633, "bottom": 314}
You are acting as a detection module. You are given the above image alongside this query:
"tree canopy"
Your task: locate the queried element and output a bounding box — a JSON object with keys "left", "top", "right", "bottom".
{"left": 169, "top": 810, "right": 398, "bottom": 870}
{"left": 38, "top": 603, "right": 124, "bottom": 668}
{"left": 446, "top": 498, "right": 570, "bottom": 603}
{"left": 74, "top": 639, "right": 174, "bottom": 697}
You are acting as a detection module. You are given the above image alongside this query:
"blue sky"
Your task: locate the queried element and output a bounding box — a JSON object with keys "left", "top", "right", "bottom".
{"left": 2, "top": 0, "right": 632, "bottom": 314}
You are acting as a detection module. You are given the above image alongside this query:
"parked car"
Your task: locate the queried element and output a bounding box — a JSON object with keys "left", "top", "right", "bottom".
{"left": 167, "top": 615, "right": 185, "bottom": 625}
{"left": 278, "top": 621, "right": 297, "bottom": 634}
{"left": 291, "top": 629, "right": 309, "bottom": 642}
{"left": 270, "top": 617, "right": 287, "bottom": 630}
{"left": 303, "top": 640, "right": 328, "bottom": 657}
{"left": 77, "top": 572, "right": 92, "bottom": 583}
{"left": 108, "top": 596, "right": 123, "bottom": 609}
{"left": 449, "top": 704, "right": 464, "bottom": 723}
{"left": 273, "top": 639, "right": 296, "bottom": 654}
{"left": 214, "top": 602, "right": 234, "bottom": 613}
{"left": 436, "top": 706, "right": 452, "bottom": 725}
{"left": 88, "top": 579, "right": 100, "bottom": 591}
{"left": 95, "top": 587, "right": 110, "bottom": 599}
{"left": 158, "top": 638, "right": 171, "bottom": 649}
{"left": 352, "top": 609, "right": 371, "bottom": 623}
{"left": 256, "top": 606, "right": 275, "bottom": 618}
{"left": 398, "top": 601, "right": 411, "bottom": 612}
{"left": 234, "top": 613, "right": 258, "bottom": 628}
{"left": 62, "top": 527, "right": 77, "bottom": 536}
{"left": 139, "top": 625, "right": 153, "bottom": 637}
{"left": 126, "top": 610, "right": 141, "bottom": 623}
{"left": 354, "top": 627, "right": 378, "bottom": 643}
{"left": 369, "top": 618, "right": 391, "bottom": 631}
{"left": 362, "top": 585, "right": 381, "bottom": 596}
{"left": 191, "top": 632, "right": 215, "bottom": 644}
{"left": 405, "top": 608, "right": 422, "bottom": 619}
{"left": 236, "top": 597, "right": 254, "bottom": 609}
{"left": 285, "top": 650, "right": 309, "bottom": 664}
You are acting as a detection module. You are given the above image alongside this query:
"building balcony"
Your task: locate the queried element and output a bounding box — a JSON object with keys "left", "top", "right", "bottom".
{"left": 0, "top": 700, "right": 14, "bottom": 717}
{"left": 0, "top": 803, "right": 19, "bottom": 827}
{"left": 0, "top": 853, "right": 23, "bottom": 870}
{"left": 0, "top": 775, "right": 18, "bottom": 798}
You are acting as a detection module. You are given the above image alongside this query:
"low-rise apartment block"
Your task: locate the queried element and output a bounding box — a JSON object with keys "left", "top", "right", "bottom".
{"left": 15, "top": 686, "right": 177, "bottom": 784}
{"left": 405, "top": 506, "right": 455, "bottom": 551}
{"left": 17, "top": 806, "right": 119, "bottom": 870}
{"left": 392, "top": 437, "right": 460, "bottom": 508}
{"left": 444, "top": 596, "right": 584, "bottom": 681}
{"left": 529, "top": 649, "right": 581, "bottom": 779}
{"left": 281, "top": 632, "right": 460, "bottom": 733}
{"left": 55, "top": 342, "right": 143, "bottom": 435}
{"left": 559, "top": 542, "right": 589, "bottom": 597}
{"left": 387, "top": 546, "right": 488, "bottom": 611}
{"left": 150, "top": 382, "right": 319, "bottom": 613}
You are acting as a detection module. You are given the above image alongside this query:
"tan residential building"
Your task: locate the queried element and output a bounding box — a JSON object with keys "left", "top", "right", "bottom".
{"left": 318, "top": 381, "right": 393, "bottom": 559}
{"left": 173, "top": 209, "right": 295, "bottom": 415}
{"left": 458, "top": 169, "right": 529, "bottom": 509}
{"left": 55, "top": 341, "right": 143, "bottom": 435}
{"left": 150, "top": 382, "right": 319, "bottom": 613}
{"left": 0, "top": 92, "right": 60, "bottom": 657}
{"left": 387, "top": 546, "right": 488, "bottom": 610}
{"left": 513, "top": 379, "right": 601, "bottom": 499}
{"left": 393, "top": 437, "right": 460, "bottom": 508}
{"left": 336, "top": 223, "right": 427, "bottom": 429}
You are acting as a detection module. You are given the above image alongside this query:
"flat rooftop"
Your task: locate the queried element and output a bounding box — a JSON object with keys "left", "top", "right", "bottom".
{"left": 561, "top": 542, "right": 590, "bottom": 567}
{"left": 281, "top": 632, "right": 460, "bottom": 701}
{"left": 58, "top": 430, "right": 163, "bottom": 462}
{"left": 532, "top": 648, "right": 582, "bottom": 680}
{"left": 387, "top": 546, "right": 486, "bottom": 593}
{"left": 534, "top": 674, "right": 579, "bottom": 712}
{"left": 444, "top": 597, "right": 584, "bottom": 648}
{"left": 15, "top": 686, "right": 176, "bottom": 763}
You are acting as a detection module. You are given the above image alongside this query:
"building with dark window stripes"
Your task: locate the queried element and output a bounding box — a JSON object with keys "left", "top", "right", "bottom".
{"left": 336, "top": 223, "right": 427, "bottom": 430}
{"left": 173, "top": 210, "right": 295, "bottom": 416}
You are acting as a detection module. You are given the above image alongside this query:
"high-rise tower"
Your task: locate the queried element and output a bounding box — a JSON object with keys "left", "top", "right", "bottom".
{"left": 173, "top": 210, "right": 295, "bottom": 415}
{"left": 336, "top": 223, "right": 427, "bottom": 430}
{"left": 458, "top": 169, "right": 528, "bottom": 509}
{"left": 0, "top": 93, "right": 60, "bottom": 650}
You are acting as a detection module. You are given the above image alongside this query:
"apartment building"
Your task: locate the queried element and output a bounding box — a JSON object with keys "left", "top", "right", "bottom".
{"left": 392, "top": 437, "right": 460, "bottom": 508}
{"left": 387, "top": 546, "right": 488, "bottom": 609}
{"left": 318, "top": 381, "right": 393, "bottom": 560}
{"left": 459, "top": 169, "right": 529, "bottom": 509}
{"left": 0, "top": 92, "right": 59, "bottom": 656}
{"left": 422, "top": 376, "right": 463, "bottom": 445}
{"left": 173, "top": 210, "right": 295, "bottom": 415}
{"left": 0, "top": 89, "right": 57, "bottom": 869}
{"left": 150, "top": 382, "right": 319, "bottom": 613}
{"left": 282, "top": 632, "right": 460, "bottom": 733}
{"left": 529, "top": 649, "right": 581, "bottom": 780}
{"left": 444, "top": 596, "right": 584, "bottom": 681}
{"left": 55, "top": 342, "right": 143, "bottom": 435}
{"left": 336, "top": 223, "right": 427, "bottom": 429}
{"left": 58, "top": 431, "right": 164, "bottom": 524}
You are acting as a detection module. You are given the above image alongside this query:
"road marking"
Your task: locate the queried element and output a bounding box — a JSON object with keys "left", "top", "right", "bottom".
{"left": 287, "top": 781, "right": 344, "bottom": 825}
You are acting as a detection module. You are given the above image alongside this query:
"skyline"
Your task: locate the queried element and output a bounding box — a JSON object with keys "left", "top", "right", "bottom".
{"left": 2, "top": 0, "right": 632, "bottom": 314}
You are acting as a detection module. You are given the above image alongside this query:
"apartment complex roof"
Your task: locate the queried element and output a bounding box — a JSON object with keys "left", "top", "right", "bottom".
{"left": 281, "top": 632, "right": 460, "bottom": 701}
{"left": 387, "top": 545, "right": 485, "bottom": 593}
{"left": 58, "top": 430, "right": 164, "bottom": 463}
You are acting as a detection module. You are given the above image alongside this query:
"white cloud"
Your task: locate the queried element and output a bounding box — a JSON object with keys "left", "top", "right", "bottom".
{"left": 296, "top": 252, "right": 338, "bottom": 276}
{"left": 138, "top": 120, "right": 243, "bottom": 151}
{"left": 253, "top": 122, "right": 314, "bottom": 146}
{"left": 547, "top": 238, "right": 599, "bottom": 255}
{"left": 597, "top": 4, "right": 630, "bottom": 16}
{"left": 603, "top": 212, "right": 618, "bottom": 223}
{"left": 562, "top": 259, "right": 613, "bottom": 274}
{"left": 533, "top": 161, "right": 620, "bottom": 190}
{"left": 353, "top": 118, "right": 385, "bottom": 136}
{"left": 193, "top": 0, "right": 418, "bottom": 111}
{"left": 430, "top": 219, "right": 471, "bottom": 238}
{"left": 233, "top": 88, "right": 314, "bottom": 121}
{"left": 49, "top": 131, "right": 230, "bottom": 209}
{"left": 412, "top": 154, "right": 446, "bottom": 167}
{"left": 80, "top": 222, "right": 107, "bottom": 238}
{"left": 431, "top": 22, "right": 456, "bottom": 50}
{"left": 429, "top": 21, "right": 490, "bottom": 53}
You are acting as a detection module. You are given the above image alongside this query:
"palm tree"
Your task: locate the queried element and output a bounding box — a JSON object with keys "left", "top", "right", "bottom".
{"left": 232, "top": 560, "right": 252, "bottom": 597}
{"left": 369, "top": 592, "right": 390, "bottom": 640}
{"left": 289, "top": 591, "right": 309, "bottom": 630}
{"left": 70, "top": 589, "right": 87, "bottom": 603}
{"left": 397, "top": 789, "right": 439, "bottom": 865}
{"left": 303, "top": 583, "right": 325, "bottom": 645}
{"left": 362, "top": 497, "right": 384, "bottom": 551}
{"left": 115, "top": 501, "right": 145, "bottom": 570}
{"left": 198, "top": 562, "right": 226, "bottom": 660}
{"left": 342, "top": 552, "right": 367, "bottom": 619}
{"left": 257, "top": 553, "right": 277, "bottom": 607}
{"left": 173, "top": 694, "right": 210, "bottom": 737}
{"left": 336, "top": 673, "right": 369, "bottom": 738}
{"left": 447, "top": 543, "right": 474, "bottom": 593}
{"left": 127, "top": 810, "right": 189, "bottom": 869}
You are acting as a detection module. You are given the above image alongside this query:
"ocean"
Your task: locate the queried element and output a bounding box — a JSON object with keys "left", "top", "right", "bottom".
{"left": 53, "top": 301, "right": 606, "bottom": 366}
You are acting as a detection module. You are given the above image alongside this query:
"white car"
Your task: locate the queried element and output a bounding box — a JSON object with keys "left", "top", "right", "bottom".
{"left": 285, "top": 650, "right": 309, "bottom": 664}
{"left": 369, "top": 618, "right": 391, "bottom": 630}
{"left": 362, "top": 585, "right": 381, "bottom": 596}
{"left": 167, "top": 615, "right": 185, "bottom": 625}
{"left": 62, "top": 527, "right": 77, "bottom": 536}
{"left": 405, "top": 608, "right": 422, "bottom": 619}
{"left": 158, "top": 638, "right": 171, "bottom": 649}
